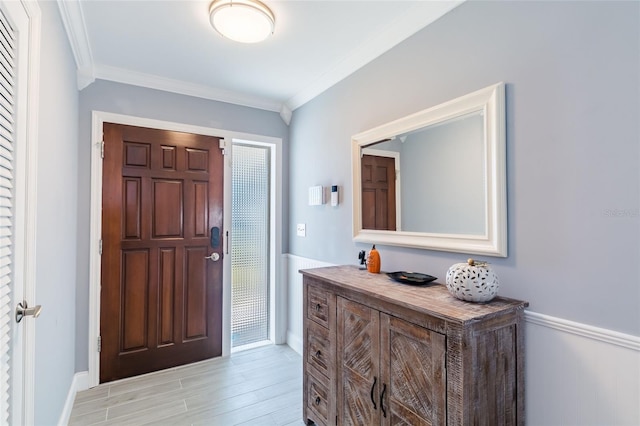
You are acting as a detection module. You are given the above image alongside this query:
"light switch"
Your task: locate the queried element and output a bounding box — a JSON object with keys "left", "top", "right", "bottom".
{"left": 297, "top": 223, "right": 306, "bottom": 237}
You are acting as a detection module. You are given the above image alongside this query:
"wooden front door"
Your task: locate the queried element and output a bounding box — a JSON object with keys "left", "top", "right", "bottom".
{"left": 100, "top": 123, "right": 224, "bottom": 383}
{"left": 361, "top": 155, "right": 396, "bottom": 230}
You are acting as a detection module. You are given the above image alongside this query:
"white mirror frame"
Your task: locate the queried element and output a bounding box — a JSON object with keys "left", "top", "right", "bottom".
{"left": 352, "top": 82, "right": 507, "bottom": 257}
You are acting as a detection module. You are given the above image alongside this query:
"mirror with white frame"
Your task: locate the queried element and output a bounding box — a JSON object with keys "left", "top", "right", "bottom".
{"left": 352, "top": 83, "right": 507, "bottom": 257}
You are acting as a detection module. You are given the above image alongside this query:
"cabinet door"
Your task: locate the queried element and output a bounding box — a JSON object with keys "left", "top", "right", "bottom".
{"left": 337, "top": 297, "right": 381, "bottom": 426}
{"left": 380, "top": 314, "right": 446, "bottom": 426}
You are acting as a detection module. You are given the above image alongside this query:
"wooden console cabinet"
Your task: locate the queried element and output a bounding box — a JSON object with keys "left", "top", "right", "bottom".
{"left": 301, "top": 265, "right": 528, "bottom": 426}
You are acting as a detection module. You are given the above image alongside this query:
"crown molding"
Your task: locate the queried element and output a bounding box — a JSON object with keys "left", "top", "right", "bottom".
{"left": 56, "top": 0, "right": 95, "bottom": 89}
{"left": 279, "top": 104, "right": 292, "bottom": 126}
{"left": 284, "top": 0, "right": 464, "bottom": 111}
{"left": 94, "top": 65, "right": 283, "bottom": 112}
{"left": 55, "top": 0, "right": 282, "bottom": 112}
{"left": 56, "top": 0, "right": 464, "bottom": 122}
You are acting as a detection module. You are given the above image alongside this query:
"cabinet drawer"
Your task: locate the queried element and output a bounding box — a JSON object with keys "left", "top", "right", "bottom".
{"left": 307, "top": 320, "right": 331, "bottom": 377}
{"left": 306, "top": 372, "right": 329, "bottom": 425}
{"left": 307, "top": 286, "right": 332, "bottom": 328}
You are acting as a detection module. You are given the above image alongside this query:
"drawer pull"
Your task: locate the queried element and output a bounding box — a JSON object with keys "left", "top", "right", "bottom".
{"left": 315, "top": 396, "right": 321, "bottom": 405}
{"left": 315, "top": 350, "right": 321, "bottom": 358}
{"left": 370, "top": 376, "right": 377, "bottom": 410}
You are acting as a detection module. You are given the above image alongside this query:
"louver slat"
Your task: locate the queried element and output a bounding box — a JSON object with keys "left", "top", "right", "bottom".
{"left": 0, "top": 7, "right": 15, "bottom": 425}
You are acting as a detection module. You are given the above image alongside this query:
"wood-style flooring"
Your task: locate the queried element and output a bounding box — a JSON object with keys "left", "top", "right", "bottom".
{"left": 68, "top": 344, "right": 305, "bottom": 426}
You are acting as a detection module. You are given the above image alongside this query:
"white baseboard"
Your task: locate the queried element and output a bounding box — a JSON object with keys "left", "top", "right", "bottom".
{"left": 57, "top": 371, "right": 89, "bottom": 426}
{"left": 287, "top": 331, "right": 303, "bottom": 356}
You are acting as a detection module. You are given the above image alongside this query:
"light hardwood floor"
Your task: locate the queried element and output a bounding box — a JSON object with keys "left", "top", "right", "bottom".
{"left": 68, "top": 344, "right": 305, "bottom": 426}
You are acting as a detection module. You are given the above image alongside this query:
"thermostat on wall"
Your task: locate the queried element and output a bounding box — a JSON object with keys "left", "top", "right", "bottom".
{"left": 331, "top": 185, "right": 338, "bottom": 206}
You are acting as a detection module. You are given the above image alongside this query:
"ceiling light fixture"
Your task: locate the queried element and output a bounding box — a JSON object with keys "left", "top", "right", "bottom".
{"left": 209, "top": 0, "right": 275, "bottom": 44}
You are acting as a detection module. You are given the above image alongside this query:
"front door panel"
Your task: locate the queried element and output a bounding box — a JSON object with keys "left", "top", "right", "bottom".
{"left": 100, "top": 123, "right": 224, "bottom": 383}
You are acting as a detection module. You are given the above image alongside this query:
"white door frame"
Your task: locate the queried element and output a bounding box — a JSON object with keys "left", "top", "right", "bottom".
{"left": 2, "top": 0, "right": 40, "bottom": 424}
{"left": 88, "top": 111, "right": 283, "bottom": 387}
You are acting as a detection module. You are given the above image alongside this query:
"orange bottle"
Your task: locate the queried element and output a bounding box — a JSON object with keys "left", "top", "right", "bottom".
{"left": 367, "top": 244, "right": 381, "bottom": 273}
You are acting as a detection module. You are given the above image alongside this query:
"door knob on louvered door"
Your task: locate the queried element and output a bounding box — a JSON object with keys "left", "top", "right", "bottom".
{"left": 15, "top": 300, "right": 42, "bottom": 323}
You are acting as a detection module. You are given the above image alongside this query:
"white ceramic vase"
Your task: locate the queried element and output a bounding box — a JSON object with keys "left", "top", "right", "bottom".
{"left": 445, "top": 259, "right": 499, "bottom": 303}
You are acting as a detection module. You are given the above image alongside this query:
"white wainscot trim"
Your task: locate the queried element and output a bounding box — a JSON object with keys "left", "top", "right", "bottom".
{"left": 283, "top": 254, "right": 335, "bottom": 355}
{"left": 525, "top": 311, "right": 640, "bottom": 350}
{"left": 525, "top": 312, "right": 639, "bottom": 425}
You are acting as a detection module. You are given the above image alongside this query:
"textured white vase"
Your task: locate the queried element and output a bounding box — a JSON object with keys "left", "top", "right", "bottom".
{"left": 445, "top": 259, "right": 499, "bottom": 303}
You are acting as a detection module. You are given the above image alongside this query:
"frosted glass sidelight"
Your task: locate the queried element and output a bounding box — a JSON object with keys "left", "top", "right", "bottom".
{"left": 231, "top": 144, "right": 270, "bottom": 347}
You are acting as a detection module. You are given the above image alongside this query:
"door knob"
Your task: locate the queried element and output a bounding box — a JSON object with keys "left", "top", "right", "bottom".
{"left": 15, "top": 300, "right": 42, "bottom": 323}
{"left": 205, "top": 252, "right": 220, "bottom": 262}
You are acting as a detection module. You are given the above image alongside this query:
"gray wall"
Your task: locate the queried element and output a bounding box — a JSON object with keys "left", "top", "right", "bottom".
{"left": 401, "top": 113, "right": 485, "bottom": 234}
{"left": 76, "top": 81, "right": 290, "bottom": 371}
{"left": 289, "top": 1, "right": 639, "bottom": 335}
{"left": 34, "top": 1, "right": 79, "bottom": 423}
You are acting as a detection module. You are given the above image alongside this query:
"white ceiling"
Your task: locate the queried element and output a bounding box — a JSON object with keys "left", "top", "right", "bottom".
{"left": 57, "top": 0, "right": 463, "bottom": 121}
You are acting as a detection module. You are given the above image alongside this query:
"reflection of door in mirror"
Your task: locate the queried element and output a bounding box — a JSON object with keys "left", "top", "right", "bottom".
{"left": 361, "top": 154, "right": 396, "bottom": 230}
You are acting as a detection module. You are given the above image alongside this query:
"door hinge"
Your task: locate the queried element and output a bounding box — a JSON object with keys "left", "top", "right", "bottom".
{"left": 99, "top": 239, "right": 102, "bottom": 255}
{"left": 219, "top": 138, "right": 229, "bottom": 155}
{"left": 100, "top": 140, "right": 105, "bottom": 159}
{"left": 97, "top": 335, "right": 102, "bottom": 353}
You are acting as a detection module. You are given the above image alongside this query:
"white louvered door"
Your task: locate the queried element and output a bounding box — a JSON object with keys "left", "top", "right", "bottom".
{"left": 0, "top": 1, "right": 39, "bottom": 424}
{"left": 0, "top": 8, "right": 18, "bottom": 424}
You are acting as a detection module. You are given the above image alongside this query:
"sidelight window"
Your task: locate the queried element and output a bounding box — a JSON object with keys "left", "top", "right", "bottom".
{"left": 231, "top": 143, "right": 271, "bottom": 348}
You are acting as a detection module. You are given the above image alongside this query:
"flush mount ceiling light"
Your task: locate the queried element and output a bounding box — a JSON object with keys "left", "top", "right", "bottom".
{"left": 209, "top": 0, "right": 275, "bottom": 44}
